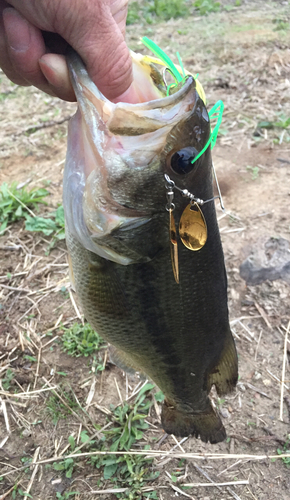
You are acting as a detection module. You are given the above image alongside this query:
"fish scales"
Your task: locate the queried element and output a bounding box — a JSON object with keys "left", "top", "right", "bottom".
{"left": 64, "top": 49, "right": 238, "bottom": 443}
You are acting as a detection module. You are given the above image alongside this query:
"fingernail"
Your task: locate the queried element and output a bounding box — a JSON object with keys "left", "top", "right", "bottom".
{"left": 39, "top": 56, "right": 62, "bottom": 87}
{"left": 39, "top": 54, "right": 76, "bottom": 102}
{"left": 3, "top": 8, "right": 31, "bottom": 52}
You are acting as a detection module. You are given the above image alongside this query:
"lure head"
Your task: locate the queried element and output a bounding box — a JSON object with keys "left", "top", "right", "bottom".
{"left": 63, "top": 48, "right": 213, "bottom": 265}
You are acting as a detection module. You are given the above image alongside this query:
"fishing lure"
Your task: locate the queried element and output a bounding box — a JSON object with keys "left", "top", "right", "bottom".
{"left": 142, "top": 37, "right": 225, "bottom": 283}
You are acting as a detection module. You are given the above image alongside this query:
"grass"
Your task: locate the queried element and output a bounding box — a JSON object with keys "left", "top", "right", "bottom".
{"left": 46, "top": 388, "right": 79, "bottom": 425}
{"left": 56, "top": 493, "right": 79, "bottom": 500}
{"left": 60, "top": 322, "right": 105, "bottom": 357}
{"left": 127, "top": 0, "right": 189, "bottom": 24}
{"left": 258, "top": 114, "right": 290, "bottom": 130}
{"left": 126, "top": 0, "right": 243, "bottom": 23}
{"left": 53, "top": 457, "right": 76, "bottom": 479}
{"left": 272, "top": 18, "right": 290, "bottom": 31}
{"left": 89, "top": 383, "right": 159, "bottom": 499}
{"left": 11, "top": 487, "right": 32, "bottom": 499}
{"left": 25, "top": 204, "right": 65, "bottom": 252}
{"left": 0, "top": 181, "right": 65, "bottom": 251}
{"left": 104, "top": 383, "right": 154, "bottom": 452}
{"left": 246, "top": 165, "right": 260, "bottom": 180}
{"left": 277, "top": 437, "right": 290, "bottom": 467}
{"left": 2, "top": 368, "right": 14, "bottom": 390}
{"left": 193, "top": 0, "right": 221, "bottom": 15}
{"left": 50, "top": 384, "right": 159, "bottom": 499}
{"left": 0, "top": 181, "right": 49, "bottom": 234}
{"left": 46, "top": 331, "right": 159, "bottom": 498}
{"left": 97, "top": 454, "right": 159, "bottom": 499}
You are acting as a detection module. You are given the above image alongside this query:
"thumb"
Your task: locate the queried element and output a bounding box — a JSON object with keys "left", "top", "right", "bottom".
{"left": 63, "top": 1, "right": 138, "bottom": 103}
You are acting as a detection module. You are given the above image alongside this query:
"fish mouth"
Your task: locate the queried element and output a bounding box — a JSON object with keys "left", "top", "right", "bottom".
{"left": 67, "top": 48, "right": 198, "bottom": 194}
{"left": 67, "top": 48, "right": 197, "bottom": 140}
{"left": 64, "top": 50, "right": 198, "bottom": 264}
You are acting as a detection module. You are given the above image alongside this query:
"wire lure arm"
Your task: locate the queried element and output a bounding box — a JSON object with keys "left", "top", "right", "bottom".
{"left": 164, "top": 174, "right": 219, "bottom": 207}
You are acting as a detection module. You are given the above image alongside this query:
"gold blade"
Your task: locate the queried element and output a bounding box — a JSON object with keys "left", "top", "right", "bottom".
{"left": 179, "top": 203, "right": 207, "bottom": 251}
{"left": 169, "top": 209, "right": 179, "bottom": 284}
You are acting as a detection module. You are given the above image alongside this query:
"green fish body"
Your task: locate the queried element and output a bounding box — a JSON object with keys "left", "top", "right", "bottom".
{"left": 63, "top": 50, "right": 238, "bottom": 443}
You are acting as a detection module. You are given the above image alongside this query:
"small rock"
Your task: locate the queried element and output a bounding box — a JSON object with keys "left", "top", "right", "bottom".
{"left": 240, "top": 237, "right": 290, "bottom": 285}
{"left": 230, "top": 288, "right": 240, "bottom": 300}
{"left": 263, "top": 379, "right": 272, "bottom": 387}
{"left": 22, "top": 428, "right": 31, "bottom": 437}
{"left": 220, "top": 408, "right": 230, "bottom": 419}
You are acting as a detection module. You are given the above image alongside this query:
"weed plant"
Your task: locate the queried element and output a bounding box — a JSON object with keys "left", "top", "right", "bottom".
{"left": 0, "top": 181, "right": 65, "bottom": 250}
{"left": 193, "top": 0, "right": 221, "bottom": 15}
{"left": 25, "top": 204, "right": 65, "bottom": 251}
{"left": 277, "top": 437, "right": 290, "bottom": 467}
{"left": 90, "top": 384, "right": 159, "bottom": 498}
{"left": 46, "top": 389, "right": 78, "bottom": 424}
{"left": 127, "top": 0, "right": 189, "bottom": 24}
{"left": 50, "top": 385, "right": 162, "bottom": 499}
{"left": 2, "top": 368, "right": 14, "bottom": 390}
{"left": 61, "top": 322, "right": 104, "bottom": 357}
{"left": 0, "top": 181, "right": 49, "bottom": 233}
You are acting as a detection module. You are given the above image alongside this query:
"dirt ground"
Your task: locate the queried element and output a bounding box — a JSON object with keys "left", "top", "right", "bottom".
{"left": 1, "top": 1, "right": 290, "bottom": 499}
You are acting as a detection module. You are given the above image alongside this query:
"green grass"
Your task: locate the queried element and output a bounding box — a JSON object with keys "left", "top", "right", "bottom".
{"left": 53, "top": 457, "right": 76, "bottom": 479}
{"left": 246, "top": 165, "right": 260, "bottom": 181}
{"left": 11, "top": 486, "right": 32, "bottom": 499}
{"left": 126, "top": 0, "right": 243, "bottom": 23}
{"left": 46, "top": 389, "right": 79, "bottom": 425}
{"left": 2, "top": 368, "right": 14, "bottom": 390}
{"left": 193, "top": 0, "right": 221, "bottom": 15}
{"left": 277, "top": 437, "right": 290, "bottom": 467}
{"left": 127, "top": 0, "right": 189, "bottom": 25}
{"left": 25, "top": 204, "right": 65, "bottom": 249}
{"left": 104, "top": 383, "right": 154, "bottom": 452}
{"left": 48, "top": 384, "right": 159, "bottom": 499}
{"left": 0, "top": 181, "right": 65, "bottom": 251}
{"left": 0, "top": 181, "right": 49, "bottom": 234}
{"left": 0, "top": 90, "right": 18, "bottom": 102}
{"left": 60, "top": 322, "right": 105, "bottom": 357}
{"left": 258, "top": 114, "right": 290, "bottom": 130}
{"left": 272, "top": 18, "right": 290, "bottom": 31}
{"left": 90, "top": 383, "right": 159, "bottom": 499}
{"left": 56, "top": 493, "right": 79, "bottom": 500}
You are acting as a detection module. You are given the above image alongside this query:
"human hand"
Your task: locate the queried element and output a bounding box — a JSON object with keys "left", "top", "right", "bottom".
{"left": 0, "top": 0, "right": 137, "bottom": 102}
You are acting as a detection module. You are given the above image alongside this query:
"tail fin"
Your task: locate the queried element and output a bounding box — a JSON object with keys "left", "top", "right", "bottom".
{"left": 161, "top": 400, "right": 226, "bottom": 443}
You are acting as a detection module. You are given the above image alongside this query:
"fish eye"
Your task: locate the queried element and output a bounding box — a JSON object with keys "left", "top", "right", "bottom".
{"left": 170, "top": 147, "right": 199, "bottom": 175}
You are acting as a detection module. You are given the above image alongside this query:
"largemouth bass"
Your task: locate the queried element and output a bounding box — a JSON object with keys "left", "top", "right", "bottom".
{"left": 63, "top": 48, "right": 238, "bottom": 444}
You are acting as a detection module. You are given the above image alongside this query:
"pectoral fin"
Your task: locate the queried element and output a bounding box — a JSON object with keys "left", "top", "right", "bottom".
{"left": 92, "top": 214, "right": 166, "bottom": 264}
{"left": 108, "top": 345, "right": 139, "bottom": 375}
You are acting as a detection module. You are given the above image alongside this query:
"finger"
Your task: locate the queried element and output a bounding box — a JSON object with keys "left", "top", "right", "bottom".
{"left": 110, "top": 0, "right": 128, "bottom": 38}
{"left": 3, "top": 8, "right": 50, "bottom": 89}
{"left": 3, "top": 8, "right": 74, "bottom": 100}
{"left": 3, "top": 0, "right": 136, "bottom": 102}
{"left": 39, "top": 53, "right": 75, "bottom": 102}
{"left": 0, "top": 0, "right": 30, "bottom": 85}
{"left": 65, "top": 2, "right": 135, "bottom": 102}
